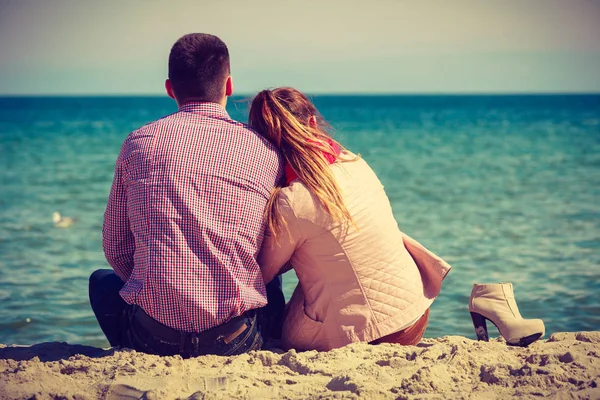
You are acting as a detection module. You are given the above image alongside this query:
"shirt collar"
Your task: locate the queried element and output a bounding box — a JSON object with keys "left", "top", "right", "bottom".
{"left": 179, "top": 101, "right": 231, "bottom": 119}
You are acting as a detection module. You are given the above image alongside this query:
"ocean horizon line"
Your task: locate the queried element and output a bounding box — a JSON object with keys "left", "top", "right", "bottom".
{"left": 1, "top": 91, "right": 600, "bottom": 98}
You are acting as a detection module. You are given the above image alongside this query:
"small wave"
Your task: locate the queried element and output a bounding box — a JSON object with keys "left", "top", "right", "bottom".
{"left": 0, "top": 289, "right": 11, "bottom": 301}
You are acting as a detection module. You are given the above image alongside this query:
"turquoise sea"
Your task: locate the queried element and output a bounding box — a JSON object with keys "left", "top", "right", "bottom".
{"left": 1, "top": 95, "right": 599, "bottom": 348}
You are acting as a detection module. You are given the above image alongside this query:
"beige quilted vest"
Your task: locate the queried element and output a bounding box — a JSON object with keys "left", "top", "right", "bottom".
{"left": 258, "top": 154, "right": 451, "bottom": 351}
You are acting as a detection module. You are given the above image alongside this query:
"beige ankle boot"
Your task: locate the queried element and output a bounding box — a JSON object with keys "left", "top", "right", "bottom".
{"left": 468, "top": 283, "right": 545, "bottom": 347}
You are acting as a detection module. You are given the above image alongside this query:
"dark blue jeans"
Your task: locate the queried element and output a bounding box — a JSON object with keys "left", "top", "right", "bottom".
{"left": 89, "top": 269, "right": 285, "bottom": 357}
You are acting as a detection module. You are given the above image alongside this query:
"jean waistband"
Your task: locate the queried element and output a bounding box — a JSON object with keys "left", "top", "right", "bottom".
{"left": 130, "top": 306, "right": 255, "bottom": 346}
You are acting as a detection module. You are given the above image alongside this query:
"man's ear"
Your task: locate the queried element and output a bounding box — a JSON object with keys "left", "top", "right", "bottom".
{"left": 165, "top": 79, "right": 176, "bottom": 100}
{"left": 225, "top": 76, "right": 233, "bottom": 97}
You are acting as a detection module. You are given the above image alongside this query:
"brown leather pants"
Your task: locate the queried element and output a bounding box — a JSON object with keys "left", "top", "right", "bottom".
{"left": 370, "top": 308, "right": 430, "bottom": 346}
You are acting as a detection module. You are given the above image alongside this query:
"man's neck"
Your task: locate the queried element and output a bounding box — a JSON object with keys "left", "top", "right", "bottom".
{"left": 178, "top": 97, "right": 227, "bottom": 109}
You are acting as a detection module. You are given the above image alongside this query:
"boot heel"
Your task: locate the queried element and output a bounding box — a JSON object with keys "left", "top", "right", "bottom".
{"left": 470, "top": 312, "right": 489, "bottom": 341}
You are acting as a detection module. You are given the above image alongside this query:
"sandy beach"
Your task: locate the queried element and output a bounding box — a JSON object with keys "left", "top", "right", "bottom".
{"left": 1, "top": 332, "right": 599, "bottom": 399}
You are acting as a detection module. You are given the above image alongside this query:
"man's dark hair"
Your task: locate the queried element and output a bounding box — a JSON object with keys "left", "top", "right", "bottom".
{"left": 168, "top": 33, "right": 230, "bottom": 103}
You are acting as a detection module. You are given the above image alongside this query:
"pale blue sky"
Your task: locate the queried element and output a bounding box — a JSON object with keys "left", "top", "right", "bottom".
{"left": 1, "top": 0, "right": 599, "bottom": 95}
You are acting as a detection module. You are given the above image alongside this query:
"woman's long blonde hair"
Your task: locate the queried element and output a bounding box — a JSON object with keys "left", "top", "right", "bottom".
{"left": 249, "top": 87, "right": 353, "bottom": 236}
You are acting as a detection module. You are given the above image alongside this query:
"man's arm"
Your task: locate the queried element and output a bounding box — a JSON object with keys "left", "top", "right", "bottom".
{"left": 257, "top": 195, "right": 302, "bottom": 284}
{"left": 102, "top": 155, "right": 135, "bottom": 281}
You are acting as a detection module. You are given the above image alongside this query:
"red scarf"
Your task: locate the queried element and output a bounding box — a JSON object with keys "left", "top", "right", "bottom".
{"left": 284, "top": 139, "right": 341, "bottom": 185}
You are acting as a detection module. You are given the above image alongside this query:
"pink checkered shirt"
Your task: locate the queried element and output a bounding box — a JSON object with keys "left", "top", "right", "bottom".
{"left": 102, "top": 102, "right": 283, "bottom": 333}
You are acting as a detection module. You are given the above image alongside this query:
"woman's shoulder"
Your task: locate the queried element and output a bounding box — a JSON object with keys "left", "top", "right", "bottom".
{"left": 333, "top": 153, "right": 381, "bottom": 185}
{"left": 338, "top": 150, "right": 358, "bottom": 161}
{"left": 278, "top": 180, "right": 315, "bottom": 205}
{"left": 334, "top": 151, "right": 371, "bottom": 172}
{"left": 277, "top": 181, "right": 322, "bottom": 221}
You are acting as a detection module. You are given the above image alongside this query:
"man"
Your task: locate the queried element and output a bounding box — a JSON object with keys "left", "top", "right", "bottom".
{"left": 89, "top": 33, "right": 285, "bottom": 357}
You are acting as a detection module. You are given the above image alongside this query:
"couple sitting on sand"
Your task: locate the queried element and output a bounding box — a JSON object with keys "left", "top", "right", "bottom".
{"left": 90, "top": 33, "right": 542, "bottom": 358}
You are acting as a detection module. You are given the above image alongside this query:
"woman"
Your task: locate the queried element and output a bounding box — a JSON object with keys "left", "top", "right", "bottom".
{"left": 249, "top": 88, "right": 451, "bottom": 351}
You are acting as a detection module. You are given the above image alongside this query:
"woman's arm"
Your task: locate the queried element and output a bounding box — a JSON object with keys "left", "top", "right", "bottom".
{"left": 258, "top": 195, "right": 303, "bottom": 284}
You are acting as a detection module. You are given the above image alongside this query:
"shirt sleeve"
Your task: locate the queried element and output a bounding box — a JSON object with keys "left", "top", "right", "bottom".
{"left": 102, "top": 153, "right": 135, "bottom": 281}
{"left": 258, "top": 194, "right": 303, "bottom": 284}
